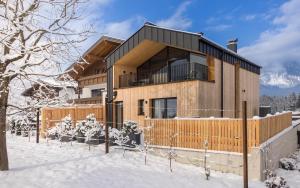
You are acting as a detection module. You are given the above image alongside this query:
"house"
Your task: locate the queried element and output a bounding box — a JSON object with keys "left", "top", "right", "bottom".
{"left": 23, "top": 36, "right": 122, "bottom": 106}
{"left": 65, "top": 36, "right": 123, "bottom": 104}
{"left": 105, "top": 23, "right": 261, "bottom": 128}
{"left": 22, "top": 79, "right": 77, "bottom": 103}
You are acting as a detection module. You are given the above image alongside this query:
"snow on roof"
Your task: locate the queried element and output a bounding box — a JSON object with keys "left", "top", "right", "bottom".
{"left": 39, "top": 78, "right": 77, "bottom": 88}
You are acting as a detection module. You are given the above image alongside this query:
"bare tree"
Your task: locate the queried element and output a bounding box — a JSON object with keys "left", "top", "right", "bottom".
{"left": 0, "top": 0, "right": 92, "bottom": 170}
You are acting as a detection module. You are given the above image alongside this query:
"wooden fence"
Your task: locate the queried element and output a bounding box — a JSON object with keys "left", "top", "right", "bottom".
{"left": 41, "top": 105, "right": 104, "bottom": 137}
{"left": 144, "top": 112, "right": 292, "bottom": 153}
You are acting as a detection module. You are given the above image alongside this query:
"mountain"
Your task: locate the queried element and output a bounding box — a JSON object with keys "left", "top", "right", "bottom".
{"left": 260, "top": 72, "right": 300, "bottom": 96}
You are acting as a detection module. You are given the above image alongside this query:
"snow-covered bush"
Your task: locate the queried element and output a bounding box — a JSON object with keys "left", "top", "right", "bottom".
{"left": 279, "top": 158, "right": 297, "bottom": 170}
{"left": 122, "top": 121, "right": 139, "bottom": 135}
{"left": 113, "top": 121, "right": 140, "bottom": 147}
{"left": 47, "top": 126, "right": 58, "bottom": 140}
{"left": 56, "top": 115, "right": 73, "bottom": 135}
{"left": 21, "top": 123, "right": 31, "bottom": 137}
{"left": 9, "top": 119, "right": 16, "bottom": 134}
{"left": 85, "top": 126, "right": 104, "bottom": 144}
{"left": 265, "top": 176, "right": 289, "bottom": 188}
{"left": 47, "top": 115, "right": 74, "bottom": 141}
{"left": 9, "top": 116, "right": 27, "bottom": 136}
{"left": 74, "top": 114, "right": 103, "bottom": 144}
{"left": 288, "top": 152, "right": 299, "bottom": 161}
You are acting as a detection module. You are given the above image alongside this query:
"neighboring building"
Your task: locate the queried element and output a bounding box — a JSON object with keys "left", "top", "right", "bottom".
{"left": 65, "top": 36, "right": 123, "bottom": 104}
{"left": 105, "top": 23, "right": 261, "bottom": 128}
{"left": 22, "top": 79, "right": 77, "bottom": 102}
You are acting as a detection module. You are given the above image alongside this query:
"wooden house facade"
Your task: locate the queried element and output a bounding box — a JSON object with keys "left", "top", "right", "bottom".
{"left": 105, "top": 23, "right": 261, "bottom": 128}
{"left": 66, "top": 36, "right": 123, "bottom": 104}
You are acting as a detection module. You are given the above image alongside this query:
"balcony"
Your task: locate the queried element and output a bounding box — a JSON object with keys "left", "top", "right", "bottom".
{"left": 78, "top": 73, "right": 106, "bottom": 87}
{"left": 69, "top": 96, "right": 102, "bottom": 104}
{"left": 119, "top": 63, "right": 208, "bottom": 88}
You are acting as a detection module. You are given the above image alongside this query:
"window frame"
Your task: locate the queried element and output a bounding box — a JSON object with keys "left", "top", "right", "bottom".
{"left": 138, "top": 99, "right": 145, "bottom": 116}
{"left": 91, "top": 89, "right": 103, "bottom": 97}
{"left": 151, "top": 97, "right": 177, "bottom": 119}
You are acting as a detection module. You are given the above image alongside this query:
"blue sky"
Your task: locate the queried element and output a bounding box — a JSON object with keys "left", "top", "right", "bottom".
{"left": 82, "top": 0, "right": 300, "bottom": 75}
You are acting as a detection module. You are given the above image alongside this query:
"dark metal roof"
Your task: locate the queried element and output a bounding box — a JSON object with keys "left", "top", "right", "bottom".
{"left": 106, "top": 23, "right": 261, "bottom": 74}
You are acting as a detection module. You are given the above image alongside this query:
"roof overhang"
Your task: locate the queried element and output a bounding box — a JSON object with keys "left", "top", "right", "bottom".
{"left": 114, "top": 40, "right": 166, "bottom": 67}
{"left": 106, "top": 23, "right": 261, "bottom": 74}
{"left": 66, "top": 36, "right": 123, "bottom": 80}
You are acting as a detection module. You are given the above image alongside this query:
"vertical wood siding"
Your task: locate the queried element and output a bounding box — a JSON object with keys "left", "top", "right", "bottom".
{"left": 144, "top": 112, "right": 292, "bottom": 153}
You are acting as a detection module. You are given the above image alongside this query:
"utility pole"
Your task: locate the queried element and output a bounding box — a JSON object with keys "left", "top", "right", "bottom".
{"left": 36, "top": 108, "right": 40, "bottom": 143}
{"left": 242, "top": 101, "right": 248, "bottom": 188}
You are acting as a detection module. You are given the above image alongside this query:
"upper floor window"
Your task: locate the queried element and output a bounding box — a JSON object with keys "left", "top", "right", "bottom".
{"left": 190, "top": 53, "right": 208, "bottom": 81}
{"left": 91, "top": 89, "right": 103, "bottom": 97}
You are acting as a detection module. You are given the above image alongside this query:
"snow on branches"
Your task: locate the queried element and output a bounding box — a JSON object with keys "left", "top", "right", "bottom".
{"left": 0, "top": 0, "right": 92, "bottom": 109}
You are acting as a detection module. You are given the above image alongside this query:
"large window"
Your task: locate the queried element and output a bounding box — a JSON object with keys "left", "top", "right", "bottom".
{"left": 152, "top": 98, "right": 177, "bottom": 118}
{"left": 136, "top": 47, "right": 209, "bottom": 85}
{"left": 190, "top": 53, "right": 208, "bottom": 80}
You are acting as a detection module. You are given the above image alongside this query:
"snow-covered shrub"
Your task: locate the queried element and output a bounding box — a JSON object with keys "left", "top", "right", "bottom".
{"left": 114, "top": 121, "right": 140, "bottom": 147}
{"left": 288, "top": 152, "right": 299, "bottom": 161}
{"left": 46, "top": 115, "right": 74, "bottom": 141}
{"left": 279, "top": 158, "right": 297, "bottom": 170}
{"left": 265, "top": 176, "right": 289, "bottom": 188}
{"left": 10, "top": 116, "right": 27, "bottom": 136}
{"left": 12, "top": 117, "right": 30, "bottom": 137}
{"left": 85, "top": 126, "right": 103, "bottom": 145}
{"left": 21, "top": 123, "right": 31, "bottom": 137}
{"left": 9, "top": 119, "right": 16, "bottom": 134}
{"left": 57, "top": 115, "right": 74, "bottom": 142}
{"left": 122, "top": 121, "right": 139, "bottom": 135}
{"left": 74, "top": 114, "right": 103, "bottom": 144}
{"left": 47, "top": 126, "right": 58, "bottom": 140}
{"left": 15, "top": 120, "right": 22, "bottom": 135}
{"left": 57, "top": 115, "right": 73, "bottom": 135}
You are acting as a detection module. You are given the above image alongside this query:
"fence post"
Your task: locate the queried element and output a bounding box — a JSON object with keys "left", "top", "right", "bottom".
{"left": 242, "top": 101, "right": 248, "bottom": 188}
{"left": 36, "top": 108, "right": 40, "bottom": 143}
{"left": 105, "top": 97, "right": 109, "bottom": 154}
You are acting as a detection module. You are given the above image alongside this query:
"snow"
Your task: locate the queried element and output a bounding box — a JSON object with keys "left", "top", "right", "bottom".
{"left": 276, "top": 150, "right": 300, "bottom": 187}
{"left": 260, "top": 72, "right": 300, "bottom": 88}
{"left": 0, "top": 135, "right": 264, "bottom": 188}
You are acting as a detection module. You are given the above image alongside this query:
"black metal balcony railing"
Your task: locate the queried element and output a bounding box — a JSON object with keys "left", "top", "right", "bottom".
{"left": 119, "top": 63, "right": 208, "bottom": 88}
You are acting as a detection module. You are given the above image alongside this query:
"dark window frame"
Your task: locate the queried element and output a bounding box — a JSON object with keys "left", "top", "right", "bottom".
{"left": 151, "top": 97, "right": 177, "bottom": 119}
{"left": 138, "top": 99, "right": 145, "bottom": 116}
{"left": 91, "top": 89, "right": 103, "bottom": 97}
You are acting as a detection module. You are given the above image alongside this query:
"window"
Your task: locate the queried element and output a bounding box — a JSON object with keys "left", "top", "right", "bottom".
{"left": 152, "top": 98, "right": 177, "bottom": 118}
{"left": 95, "top": 69, "right": 100, "bottom": 74}
{"left": 136, "top": 47, "right": 209, "bottom": 86}
{"left": 190, "top": 53, "right": 208, "bottom": 80}
{"left": 138, "top": 99, "right": 144, "bottom": 115}
{"left": 91, "top": 89, "right": 103, "bottom": 97}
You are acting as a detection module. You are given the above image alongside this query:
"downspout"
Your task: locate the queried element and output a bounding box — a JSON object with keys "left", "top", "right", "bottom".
{"left": 105, "top": 60, "right": 114, "bottom": 154}
{"left": 221, "top": 51, "right": 224, "bottom": 118}
{"left": 77, "top": 81, "right": 80, "bottom": 99}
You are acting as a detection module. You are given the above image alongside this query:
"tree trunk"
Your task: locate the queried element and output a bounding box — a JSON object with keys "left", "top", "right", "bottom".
{"left": 0, "top": 95, "right": 9, "bottom": 171}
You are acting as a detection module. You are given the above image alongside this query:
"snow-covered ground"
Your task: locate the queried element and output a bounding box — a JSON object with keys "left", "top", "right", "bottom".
{"left": 0, "top": 134, "right": 297, "bottom": 188}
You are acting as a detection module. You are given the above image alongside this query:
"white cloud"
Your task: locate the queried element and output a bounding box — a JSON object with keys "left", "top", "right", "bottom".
{"left": 239, "top": 0, "right": 300, "bottom": 74}
{"left": 244, "top": 14, "right": 256, "bottom": 21}
{"left": 156, "top": 1, "right": 192, "bottom": 30}
{"left": 205, "top": 24, "right": 232, "bottom": 32}
{"left": 97, "top": 17, "right": 145, "bottom": 40}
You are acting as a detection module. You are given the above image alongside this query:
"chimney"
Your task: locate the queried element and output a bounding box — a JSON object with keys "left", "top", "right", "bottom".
{"left": 227, "top": 38, "right": 238, "bottom": 53}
